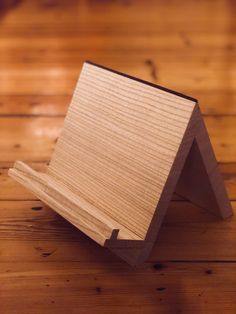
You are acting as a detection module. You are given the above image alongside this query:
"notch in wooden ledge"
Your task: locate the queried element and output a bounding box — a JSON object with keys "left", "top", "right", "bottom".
{"left": 9, "top": 61, "right": 233, "bottom": 266}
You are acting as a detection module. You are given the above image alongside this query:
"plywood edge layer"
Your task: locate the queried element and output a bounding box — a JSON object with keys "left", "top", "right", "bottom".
{"left": 85, "top": 60, "right": 198, "bottom": 103}
{"left": 9, "top": 161, "right": 142, "bottom": 245}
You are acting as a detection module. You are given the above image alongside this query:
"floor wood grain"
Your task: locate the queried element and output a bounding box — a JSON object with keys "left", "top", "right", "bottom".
{"left": 0, "top": 0, "right": 235, "bottom": 313}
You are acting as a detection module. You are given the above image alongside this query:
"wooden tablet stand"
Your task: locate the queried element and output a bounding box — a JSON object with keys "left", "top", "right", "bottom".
{"left": 9, "top": 61, "right": 233, "bottom": 265}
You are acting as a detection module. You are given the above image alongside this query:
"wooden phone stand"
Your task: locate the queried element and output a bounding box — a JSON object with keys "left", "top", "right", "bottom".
{"left": 9, "top": 61, "right": 233, "bottom": 266}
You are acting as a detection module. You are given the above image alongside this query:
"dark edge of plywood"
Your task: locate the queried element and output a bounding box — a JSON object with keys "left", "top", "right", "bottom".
{"left": 85, "top": 60, "right": 197, "bottom": 103}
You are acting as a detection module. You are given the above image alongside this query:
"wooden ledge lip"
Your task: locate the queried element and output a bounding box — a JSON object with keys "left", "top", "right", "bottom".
{"left": 8, "top": 161, "right": 142, "bottom": 246}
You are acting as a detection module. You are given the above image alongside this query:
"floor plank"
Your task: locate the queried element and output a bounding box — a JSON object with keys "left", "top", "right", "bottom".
{"left": 1, "top": 261, "right": 236, "bottom": 314}
{"left": 1, "top": 0, "right": 235, "bottom": 34}
{"left": 0, "top": 62, "right": 235, "bottom": 95}
{"left": 0, "top": 116, "right": 236, "bottom": 162}
{"left": 0, "top": 200, "right": 235, "bottom": 262}
{"left": 0, "top": 93, "right": 235, "bottom": 116}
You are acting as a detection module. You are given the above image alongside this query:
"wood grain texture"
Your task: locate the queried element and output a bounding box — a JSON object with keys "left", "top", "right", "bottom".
{"left": 9, "top": 161, "right": 139, "bottom": 245}
{"left": 1, "top": 93, "right": 236, "bottom": 116}
{"left": 1, "top": 116, "right": 236, "bottom": 162}
{"left": 48, "top": 62, "right": 195, "bottom": 240}
{"left": 9, "top": 62, "right": 232, "bottom": 265}
{"left": 1, "top": 262, "right": 236, "bottom": 314}
{"left": 8, "top": 61, "right": 201, "bottom": 265}
{"left": 0, "top": 200, "right": 235, "bottom": 262}
{"left": 2, "top": 163, "right": 236, "bottom": 201}
{"left": 1, "top": 0, "right": 236, "bottom": 312}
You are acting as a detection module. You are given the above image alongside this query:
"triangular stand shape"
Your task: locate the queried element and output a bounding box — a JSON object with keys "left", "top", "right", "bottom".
{"left": 9, "top": 61, "right": 233, "bottom": 266}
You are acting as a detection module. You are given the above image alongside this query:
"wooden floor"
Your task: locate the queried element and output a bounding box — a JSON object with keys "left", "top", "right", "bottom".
{"left": 0, "top": 0, "right": 236, "bottom": 313}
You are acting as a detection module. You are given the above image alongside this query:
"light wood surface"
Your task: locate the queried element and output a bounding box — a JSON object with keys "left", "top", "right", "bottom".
{"left": 9, "top": 161, "right": 135, "bottom": 246}
{"left": 47, "top": 62, "right": 195, "bottom": 242}
{"left": 8, "top": 62, "right": 198, "bottom": 262}
{"left": 1, "top": 0, "right": 236, "bottom": 312}
{"left": 9, "top": 62, "right": 231, "bottom": 264}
